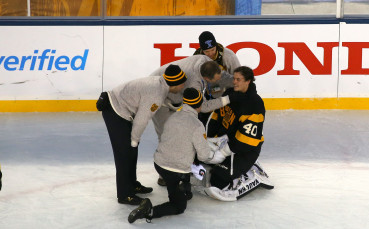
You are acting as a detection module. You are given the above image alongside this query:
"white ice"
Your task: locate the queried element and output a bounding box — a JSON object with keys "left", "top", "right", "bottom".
{"left": 0, "top": 110, "right": 369, "bottom": 229}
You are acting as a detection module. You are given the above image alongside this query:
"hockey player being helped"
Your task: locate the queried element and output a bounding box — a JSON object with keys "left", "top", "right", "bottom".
{"left": 196, "top": 66, "right": 274, "bottom": 201}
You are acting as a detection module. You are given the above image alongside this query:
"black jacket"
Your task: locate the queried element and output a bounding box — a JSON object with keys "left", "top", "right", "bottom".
{"left": 207, "top": 83, "right": 265, "bottom": 155}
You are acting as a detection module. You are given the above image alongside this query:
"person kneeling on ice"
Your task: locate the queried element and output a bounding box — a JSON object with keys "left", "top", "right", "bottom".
{"left": 193, "top": 66, "right": 274, "bottom": 201}
{"left": 128, "top": 88, "right": 233, "bottom": 224}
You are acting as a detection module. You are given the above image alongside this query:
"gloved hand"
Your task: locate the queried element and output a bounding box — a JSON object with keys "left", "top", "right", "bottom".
{"left": 96, "top": 92, "right": 109, "bottom": 111}
{"left": 207, "top": 135, "right": 229, "bottom": 150}
{"left": 208, "top": 141, "right": 220, "bottom": 151}
{"left": 206, "top": 150, "right": 227, "bottom": 164}
{"left": 191, "top": 163, "right": 206, "bottom": 180}
{"left": 219, "top": 143, "right": 232, "bottom": 157}
{"left": 206, "top": 135, "right": 232, "bottom": 164}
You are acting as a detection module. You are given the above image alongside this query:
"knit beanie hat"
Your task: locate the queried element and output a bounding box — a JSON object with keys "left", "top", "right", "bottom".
{"left": 163, "top": 64, "right": 187, "bottom": 86}
{"left": 199, "top": 31, "right": 217, "bottom": 50}
{"left": 183, "top": 88, "right": 203, "bottom": 109}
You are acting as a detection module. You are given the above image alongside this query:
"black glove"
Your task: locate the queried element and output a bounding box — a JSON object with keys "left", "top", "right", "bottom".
{"left": 96, "top": 92, "right": 109, "bottom": 111}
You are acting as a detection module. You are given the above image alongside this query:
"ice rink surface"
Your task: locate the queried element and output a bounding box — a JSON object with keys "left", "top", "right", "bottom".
{"left": 0, "top": 110, "right": 369, "bottom": 229}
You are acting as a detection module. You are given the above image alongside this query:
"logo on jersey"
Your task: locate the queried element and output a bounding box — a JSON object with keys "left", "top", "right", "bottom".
{"left": 150, "top": 104, "right": 159, "bottom": 112}
{"left": 220, "top": 106, "right": 236, "bottom": 129}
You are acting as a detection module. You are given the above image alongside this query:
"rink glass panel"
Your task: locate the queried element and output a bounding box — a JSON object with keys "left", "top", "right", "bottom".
{"left": 1, "top": 0, "right": 368, "bottom": 17}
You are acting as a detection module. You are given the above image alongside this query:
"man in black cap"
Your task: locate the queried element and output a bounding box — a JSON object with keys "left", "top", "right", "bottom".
{"left": 194, "top": 31, "right": 241, "bottom": 125}
{"left": 96, "top": 64, "right": 186, "bottom": 205}
{"left": 194, "top": 31, "right": 240, "bottom": 77}
{"left": 127, "top": 88, "right": 230, "bottom": 223}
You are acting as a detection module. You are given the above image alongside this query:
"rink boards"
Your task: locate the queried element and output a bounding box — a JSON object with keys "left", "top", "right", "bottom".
{"left": 1, "top": 21, "right": 369, "bottom": 111}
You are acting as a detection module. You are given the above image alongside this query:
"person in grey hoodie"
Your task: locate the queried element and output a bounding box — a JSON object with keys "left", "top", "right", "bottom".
{"left": 127, "top": 88, "right": 232, "bottom": 224}
{"left": 151, "top": 57, "right": 240, "bottom": 186}
{"left": 96, "top": 64, "right": 186, "bottom": 205}
{"left": 150, "top": 56, "right": 238, "bottom": 140}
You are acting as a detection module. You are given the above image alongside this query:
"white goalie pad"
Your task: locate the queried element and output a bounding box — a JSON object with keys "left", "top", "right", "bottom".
{"left": 203, "top": 186, "right": 238, "bottom": 201}
{"left": 192, "top": 161, "right": 274, "bottom": 201}
{"left": 252, "top": 161, "right": 274, "bottom": 189}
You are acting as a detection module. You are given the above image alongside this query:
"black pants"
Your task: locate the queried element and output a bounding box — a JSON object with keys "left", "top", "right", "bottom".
{"left": 152, "top": 163, "right": 190, "bottom": 219}
{"left": 210, "top": 143, "right": 262, "bottom": 189}
{"left": 102, "top": 104, "right": 138, "bottom": 199}
{"left": 0, "top": 169, "right": 2, "bottom": 191}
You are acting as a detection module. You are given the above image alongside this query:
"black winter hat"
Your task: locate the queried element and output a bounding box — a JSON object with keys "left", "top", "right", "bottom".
{"left": 199, "top": 31, "right": 217, "bottom": 50}
{"left": 183, "top": 88, "right": 203, "bottom": 109}
{"left": 163, "top": 64, "right": 187, "bottom": 86}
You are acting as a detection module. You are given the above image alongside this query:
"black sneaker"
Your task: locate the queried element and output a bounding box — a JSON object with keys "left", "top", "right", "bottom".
{"left": 134, "top": 181, "right": 153, "bottom": 194}
{"left": 128, "top": 198, "right": 153, "bottom": 223}
{"left": 118, "top": 195, "right": 144, "bottom": 205}
{"left": 157, "top": 177, "right": 166, "bottom": 186}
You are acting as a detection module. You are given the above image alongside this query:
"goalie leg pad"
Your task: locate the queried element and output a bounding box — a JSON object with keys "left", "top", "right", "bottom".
{"left": 236, "top": 173, "right": 262, "bottom": 199}
{"left": 251, "top": 163, "right": 274, "bottom": 189}
{"left": 192, "top": 162, "right": 274, "bottom": 201}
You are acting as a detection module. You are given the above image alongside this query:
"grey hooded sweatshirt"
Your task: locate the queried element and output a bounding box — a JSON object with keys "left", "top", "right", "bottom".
{"left": 154, "top": 104, "right": 212, "bottom": 173}
{"left": 108, "top": 75, "right": 169, "bottom": 144}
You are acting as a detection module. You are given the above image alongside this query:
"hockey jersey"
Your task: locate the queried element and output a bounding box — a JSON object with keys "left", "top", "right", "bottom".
{"left": 207, "top": 83, "right": 265, "bottom": 155}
